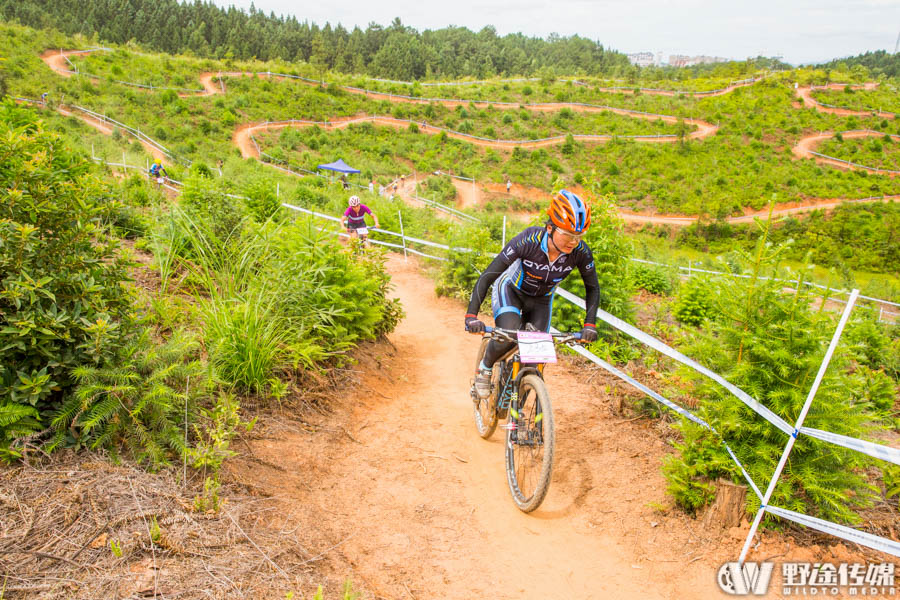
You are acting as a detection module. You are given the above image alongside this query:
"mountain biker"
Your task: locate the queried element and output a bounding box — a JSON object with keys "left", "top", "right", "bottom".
{"left": 341, "top": 195, "right": 380, "bottom": 246}
{"left": 464, "top": 189, "right": 600, "bottom": 400}
{"left": 149, "top": 162, "right": 168, "bottom": 187}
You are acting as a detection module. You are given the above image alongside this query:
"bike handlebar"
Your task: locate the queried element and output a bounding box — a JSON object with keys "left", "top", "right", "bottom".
{"left": 483, "top": 326, "right": 582, "bottom": 343}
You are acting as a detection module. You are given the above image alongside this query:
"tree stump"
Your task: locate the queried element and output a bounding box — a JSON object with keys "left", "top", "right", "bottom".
{"left": 702, "top": 478, "right": 747, "bottom": 530}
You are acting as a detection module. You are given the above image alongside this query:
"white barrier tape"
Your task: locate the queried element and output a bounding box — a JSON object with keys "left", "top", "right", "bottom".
{"left": 628, "top": 258, "right": 900, "bottom": 310}
{"left": 320, "top": 227, "right": 447, "bottom": 261}
{"left": 281, "top": 203, "right": 341, "bottom": 223}
{"left": 558, "top": 330, "right": 764, "bottom": 501}
{"left": 554, "top": 287, "right": 795, "bottom": 436}
{"left": 281, "top": 204, "right": 471, "bottom": 255}
{"left": 808, "top": 150, "right": 900, "bottom": 175}
{"left": 765, "top": 505, "right": 900, "bottom": 558}
{"left": 799, "top": 427, "right": 900, "bottom": 466}
{"left": 410, "top": 195, "right": 481, "bottom": 223}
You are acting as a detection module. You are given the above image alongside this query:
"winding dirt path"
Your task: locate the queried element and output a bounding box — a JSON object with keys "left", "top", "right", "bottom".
{"left": 39, "top": 49, "right": 81, "bottom": 77}
{"left": 41, "top": 49, "right": 898, "bottom": 224}
{"left": 595, "top": 77, "right": 762, "bottom": 97}
{"left": 227, "top": 254, "right": 876, "bottom": 599}
{"left": 792, "top": 129, "right": 900, "bottom": 176}
{"left": 50, "top": 103, "right": 169, "bottom": 162}
{"left": 233, "top": 113, "right": 705, "bottom": 161}
{"left": 301, "top": 84, "right": 717, "bottom": 141}
{"left": 794, "top": 82, "right": 894, "bottom": 119}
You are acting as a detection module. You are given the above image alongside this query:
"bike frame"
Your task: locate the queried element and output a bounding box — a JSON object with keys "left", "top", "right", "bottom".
{"left": 483, "top": 327, "right": 578, "bottom": 420}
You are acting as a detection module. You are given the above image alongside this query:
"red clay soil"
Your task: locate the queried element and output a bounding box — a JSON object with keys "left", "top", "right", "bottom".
{"left": 288, "top": 79, "right": 718, "bottom": 141}
{"left": 53, "top": 104, "right": 169, "bottom": 163}
{"left": 41, "top": 50, "right": 898, "bottom": 225}
{"left": 227, "top": 254, "right": 889, "bottom": 600}
{"left": 39, "top": 49, "right": 82, "bottom": 77}
{"left": 793, "top": 129, "right": 900, "bottom": 176}
{"left": 795, "top": 82, "right": 894, "bottom": 119}
{"left": 595, "top": 78, "right": 761, "bottom": 98}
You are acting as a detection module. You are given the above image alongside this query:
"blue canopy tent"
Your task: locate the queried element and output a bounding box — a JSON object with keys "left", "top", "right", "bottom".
{"left": 317, "top": 159, "right": 361, "bottom": 189}
{"left": 317, "top": 159, "right": 360, "bottom": 174}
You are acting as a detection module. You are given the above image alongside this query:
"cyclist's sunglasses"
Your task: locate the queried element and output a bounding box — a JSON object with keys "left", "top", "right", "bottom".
{"left": 554, "top": 228, "right": 584, "bottom": 243}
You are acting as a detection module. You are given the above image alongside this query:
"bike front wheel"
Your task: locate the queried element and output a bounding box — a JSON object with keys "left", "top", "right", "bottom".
{"left": 471, "top": 337, "right": 498, "bottom": 439}
{"left": 505, "top": 373, "right": 555, "bottom": 512}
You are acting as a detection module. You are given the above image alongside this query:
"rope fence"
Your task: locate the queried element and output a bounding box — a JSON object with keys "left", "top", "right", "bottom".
{"left": 630, "top": 257, "right": 899, "bottom": 321}
{"left": 807, "top": 130, "right": 900, "bottom": 175}
{"left": 808, "top": 85, "right": 898, "bottom": 118}
{"left": 277, "top": 202, "right": 900, "bottom": 561}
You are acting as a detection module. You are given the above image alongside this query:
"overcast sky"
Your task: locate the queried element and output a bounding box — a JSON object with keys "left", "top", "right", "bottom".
{"left": 209, "top": 0, "right": 899, "bottom": 65}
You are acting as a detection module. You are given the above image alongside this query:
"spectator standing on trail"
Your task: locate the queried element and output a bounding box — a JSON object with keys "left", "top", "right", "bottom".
{"left": 41, "top": 92, "right": 48, "bottom": 105}
{"left": 506, "top": 179, "right": 512, "bottom": 194}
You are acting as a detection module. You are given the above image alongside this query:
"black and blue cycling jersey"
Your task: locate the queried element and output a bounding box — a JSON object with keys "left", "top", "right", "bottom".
{"left": 466, "top": 226, "right": 600, "bottom": 326}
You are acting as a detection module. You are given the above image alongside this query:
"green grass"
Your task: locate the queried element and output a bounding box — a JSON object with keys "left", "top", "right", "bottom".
{"left": 811, "top": 86, "right": 900, "bottom": 114}
{"left": 627, "top": 229, "right": 900, "bottom": 303}
{"left": 817, "top": 134, "right": 900, "bottom": 171}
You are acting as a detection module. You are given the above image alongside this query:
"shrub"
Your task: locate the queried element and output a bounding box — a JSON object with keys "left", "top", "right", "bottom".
{"left": 242, "top": 177, "right": 281, "bottom": 222}
{"left": 631, "top": 264, "right": 672, "bottom": 295}
{"left": 0, "top": 104, "right": 136, "bottom": 459}
{"left": 663, "top": 229, "right": 880, "bottom": 526}
{"left": 51, "top": 329, "right": 208, "bottom": 467}
{"left": 672, "top": 277, "right": 714, "bottom": 325}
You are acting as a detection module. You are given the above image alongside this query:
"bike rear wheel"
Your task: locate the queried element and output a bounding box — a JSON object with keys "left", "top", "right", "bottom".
{"left": 505, "top": 373, "right": 555, "bottom": 512}
{"left": 471, "top": 337, "right": 498, "bottom": 439}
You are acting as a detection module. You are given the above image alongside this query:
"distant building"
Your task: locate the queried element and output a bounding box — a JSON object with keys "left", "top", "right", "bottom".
{"left": 627, "top": 52, "right": 655, "bottom": 68}
{"left": 668, "top": 54, "right": 730, "bottom": 67}
{"left": 669, "top": 54, "right": 691, "bottom": 68}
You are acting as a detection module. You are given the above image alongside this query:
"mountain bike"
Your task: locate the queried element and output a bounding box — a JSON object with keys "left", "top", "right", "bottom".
{"left": 470, "top": 326, "right": 581, "bottom": 512}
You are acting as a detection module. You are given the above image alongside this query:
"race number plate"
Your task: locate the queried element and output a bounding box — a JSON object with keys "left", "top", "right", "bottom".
{"left": 356, "top": 227, "right": 369, "bottom": 236}
{"left": 156, "top": 177, "right": 164, "bottom": 184}
{"left": 517, "top": 331, "right": 556, "bottom": 364}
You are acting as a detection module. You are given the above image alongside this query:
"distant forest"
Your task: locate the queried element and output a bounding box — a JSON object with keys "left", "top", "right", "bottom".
{"left": 0, "top": 0, "right": 631, "bottom": 79}
{"left": 819, "top": 50, "right": 900, "bottom": 78}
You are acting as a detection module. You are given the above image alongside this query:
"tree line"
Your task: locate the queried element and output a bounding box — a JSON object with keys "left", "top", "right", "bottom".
{"left": 0, "top": 0, "right": 631, "bottom": 80}
{"left": 818, "top": 50, "right": 900, "bottom": 79}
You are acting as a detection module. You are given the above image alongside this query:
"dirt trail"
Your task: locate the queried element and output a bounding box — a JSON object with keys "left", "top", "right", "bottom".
{"left": 40, "top": 50, "right": 898, "bottom": 225}
{"left": 229, "top": 254, "right": 877, "bottom": 599}
{"left": 40, "top": 49, "right": 80, "bottom": 77}
{"left": 238, "top": 118, "right": 899, "bottom": 225}
{"left": 595, "top": 78, "right": 760, "bottom": 98}
{"left": 292, "top": 81, "right": 717, "bottom": 141}
{"left": 52, "top": 104, "right": 169, "bottom": 162}
{"left": 793, "top": 129, "right": 900, "bottom": 176}
{"left": 795, "top": 82, "right": 894, "bottom": 119}
{"left": 230, "top": 256, "right": 704, "bottom": 598}
{"left": 233, "top": 113, "right": 706, "bottom": 158}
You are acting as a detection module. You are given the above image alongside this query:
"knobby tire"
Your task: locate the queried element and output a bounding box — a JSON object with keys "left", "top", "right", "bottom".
{"left": 472, "top": 337, "right": 498, "bottom": 439}
{"left": 505, "top": 373, "right": 555, "bottom": 512}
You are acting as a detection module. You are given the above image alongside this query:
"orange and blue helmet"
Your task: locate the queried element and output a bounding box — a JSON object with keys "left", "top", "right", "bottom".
{"left": 547, "top": 189, "right": 591, "bottom": 234}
